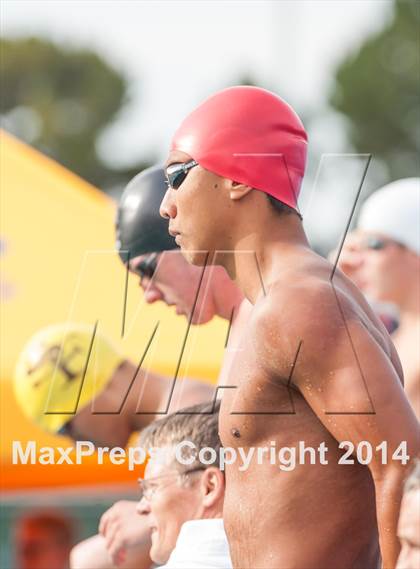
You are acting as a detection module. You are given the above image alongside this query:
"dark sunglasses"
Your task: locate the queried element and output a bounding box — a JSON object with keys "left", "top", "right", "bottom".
{"left": 363, "top": 236, "right": 403, "bottom": 251}
{"left": 165, "top": 160, "right": 198, "bottom": 190}
{"left": 132, "top": 253, "right": 159, "bottom": 281}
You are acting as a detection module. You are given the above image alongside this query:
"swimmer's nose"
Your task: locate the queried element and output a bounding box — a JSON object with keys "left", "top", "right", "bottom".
{"left": 329, "top": 241, "right": 364, "bottom": 277}
{"left": 160, "top": 187, "right": 177, "bottom": 220}
{"left": 141, "top": 281, "right": 164, "bottom": 304}
{"left": 340, "top": 247, "right": 364, "bottom": 271}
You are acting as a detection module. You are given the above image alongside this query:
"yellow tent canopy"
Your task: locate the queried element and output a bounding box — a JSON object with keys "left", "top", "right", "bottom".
{"left": 0, "top": 131, "right": 227, "bottom": 491}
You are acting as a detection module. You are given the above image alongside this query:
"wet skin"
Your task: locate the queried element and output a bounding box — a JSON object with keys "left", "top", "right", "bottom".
{"left": 161, "top": 151, "right": 419, "bottom": 569}
{"left": 220, "top": 258, "right": 408, "bottom": 569}
{"left": 218, "top": 258, "right": 410, "bottom": 569}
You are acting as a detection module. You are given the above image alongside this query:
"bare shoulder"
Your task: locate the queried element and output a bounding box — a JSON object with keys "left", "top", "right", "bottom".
{"left": 251, "top": 271, "right": 397, "bottom": 382}
{"left": 253, "top": 274, "right": 350, "bottom": 341}
{"left": 250, "top": 276, "right": 340, "bottom": 376}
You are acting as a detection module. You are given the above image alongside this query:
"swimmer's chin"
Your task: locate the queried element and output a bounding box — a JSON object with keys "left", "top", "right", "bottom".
{"left": 191, "top": 312, "right": 213, "bottom": 325}
{"left": 180, "top": 248, "right": 210, "bottom": 267}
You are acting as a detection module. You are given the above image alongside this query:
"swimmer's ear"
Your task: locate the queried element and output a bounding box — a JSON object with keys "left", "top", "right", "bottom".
{"left": 229, "top": 180, "right": 253, "bottom": 201}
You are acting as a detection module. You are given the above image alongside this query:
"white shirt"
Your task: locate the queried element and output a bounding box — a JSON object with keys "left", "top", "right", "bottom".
{"left": 160, "top": 518, "right": 232, "bottom": 569}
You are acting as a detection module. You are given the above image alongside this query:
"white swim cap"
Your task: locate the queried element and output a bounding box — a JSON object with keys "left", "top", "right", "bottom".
{"left": 358, "top": 178, "right": 420, "bottom": 255}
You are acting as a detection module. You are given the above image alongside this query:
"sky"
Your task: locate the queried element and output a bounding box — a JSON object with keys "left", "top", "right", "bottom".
{"left": 2, "top": 1, "right": 393, "bottom": 166}
{"left": 1, "top": 0, "right": 394, "bottom": 249}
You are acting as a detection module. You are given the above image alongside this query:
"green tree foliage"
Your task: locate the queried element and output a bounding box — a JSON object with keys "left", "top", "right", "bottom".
{"left": 330, "top": 1, "right": 420, "bottom": 180}
{"left": 0, "top": 37, "right": 149, "bottom": 189}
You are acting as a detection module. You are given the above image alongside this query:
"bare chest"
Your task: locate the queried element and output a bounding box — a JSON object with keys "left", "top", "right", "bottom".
{"left": 218, "top": 328, "right": 327, "bottom": 450}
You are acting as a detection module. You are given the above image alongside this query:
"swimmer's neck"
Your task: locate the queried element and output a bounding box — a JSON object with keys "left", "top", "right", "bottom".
{"left": 226, "top": 215, "right": 311, "bottom": 304}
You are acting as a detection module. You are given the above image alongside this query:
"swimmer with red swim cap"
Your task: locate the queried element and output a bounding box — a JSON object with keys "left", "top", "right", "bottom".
{"left": 161, "top": 86, "right": 419, "bottom": 569}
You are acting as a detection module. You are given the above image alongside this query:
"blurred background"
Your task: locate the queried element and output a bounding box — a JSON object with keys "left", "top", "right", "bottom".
{"left": 1, "top": 1, "right": 419, "bottom": 567}
{"left": 2, "top": 0, "right": 419, "bottom": 248}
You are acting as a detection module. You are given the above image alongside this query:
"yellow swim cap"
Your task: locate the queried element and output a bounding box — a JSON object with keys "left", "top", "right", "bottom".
{"left": 14, "top": 323, "right": 125, "bottom": 434}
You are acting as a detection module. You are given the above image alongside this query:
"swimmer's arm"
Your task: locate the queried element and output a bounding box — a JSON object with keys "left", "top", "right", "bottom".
{"left": 166, "top": 375, "right": 215, "bottom": 414}
{"left": 70, "top": 533, "right": 152, "bottom": 569}
{"left": 119, "top": 362, "right": 214, "bottom": 428}
{"left": 291, "top": 305, "right": 419, "bottom": 569}
{"left": 150, "top": 373, "right": 214, "bottom": 417}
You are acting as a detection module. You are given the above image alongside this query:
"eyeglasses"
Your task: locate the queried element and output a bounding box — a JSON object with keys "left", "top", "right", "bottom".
{"left": 165, "top": 160, "right": 198, "bottom": 190}
{"left": 138, "top": 466, "right": 205, "bottom": 501}
{"left": 131, "top": 253, "right": 159, "bottom": 282}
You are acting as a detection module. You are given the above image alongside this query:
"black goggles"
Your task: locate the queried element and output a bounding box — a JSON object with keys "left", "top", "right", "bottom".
{"left": 132, "top": 253, "right": 159, "bottom": 281}
{"left": 165, "top": 160, "right": 198, "bottom": 190}
{"left": 57, "top": 420, "right": 74, "bottom": 437}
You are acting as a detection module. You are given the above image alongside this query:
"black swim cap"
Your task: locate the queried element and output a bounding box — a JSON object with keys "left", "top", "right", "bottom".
{"left": 115, "top": 166, "right": 177, "bottom": 262}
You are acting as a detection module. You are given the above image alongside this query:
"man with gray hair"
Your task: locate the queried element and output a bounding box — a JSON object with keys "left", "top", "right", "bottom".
{"left": 136, "top": 399, "right": 230, "bottom": 569}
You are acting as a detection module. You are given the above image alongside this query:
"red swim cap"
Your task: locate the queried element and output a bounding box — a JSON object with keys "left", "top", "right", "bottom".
{"left": 171, "top": 86, "right": 308, "bottom": 210}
